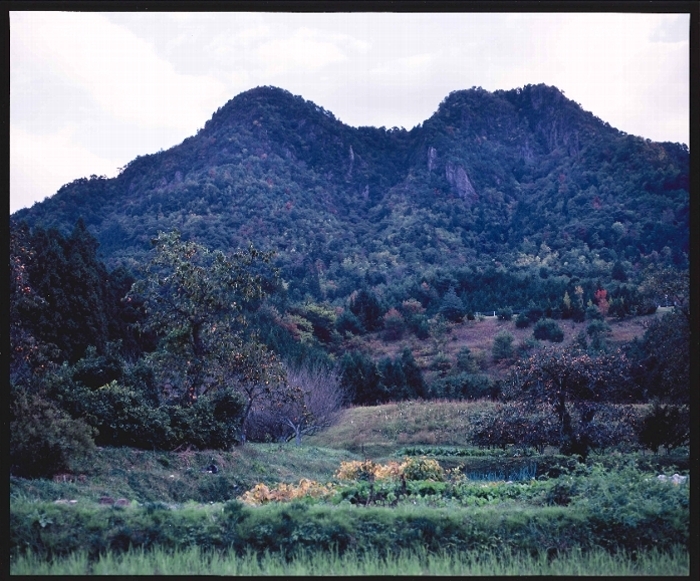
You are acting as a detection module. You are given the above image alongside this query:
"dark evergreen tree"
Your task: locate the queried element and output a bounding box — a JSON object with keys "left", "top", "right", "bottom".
{"left": 611, "top": 260, "right": 627, "bottom": 282}
{"left": 439, "top": 286, "right": 466, "bottom": 322}
{"left": 378, "top": 357, "right": 407, "bottom": 402}
{"left": 24, "top": 220, "right": 111, "bottom": 363}
{"left": 349, "top": 288, "right": 384, "bottom": 332}
{"left": 400, "top": 347, "right": 427, "bottom": 399}
{"left": 339, "top": 351, "right": 382, "bottom": 405}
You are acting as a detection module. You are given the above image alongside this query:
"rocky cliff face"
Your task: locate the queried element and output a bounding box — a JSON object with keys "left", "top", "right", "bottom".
{"left": 445, "top": 162, "right": 478, "bottom": 204}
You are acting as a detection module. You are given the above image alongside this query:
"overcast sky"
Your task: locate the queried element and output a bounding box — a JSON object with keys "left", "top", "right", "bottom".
{"left": 10, "top": 10, "right": 690, "bottom": 214}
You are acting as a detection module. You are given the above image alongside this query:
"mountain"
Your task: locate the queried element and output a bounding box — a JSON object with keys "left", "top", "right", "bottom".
{"left": 13, "top": 84, "right": 689, "bottom": 311}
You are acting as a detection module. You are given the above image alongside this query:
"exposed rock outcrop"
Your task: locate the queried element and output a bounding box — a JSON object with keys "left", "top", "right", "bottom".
{"left": 445, "top": 162, "right": 478, "bottom": 204}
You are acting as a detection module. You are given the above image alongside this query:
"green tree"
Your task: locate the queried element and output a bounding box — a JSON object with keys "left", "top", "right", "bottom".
{"left": 611, "top": 260, "right": 627, "bottom": 282}
{"left": 439, "top": 286, "right": 466, "bottom": 322}
{"left": 399, "top": 347, "right": 427, "bottom": 399}
{"left": 492, "top": 331, "right": 515, "bottom": 361}
{"left": 339, "top": 351, "right": 383, "bottom": 405}
{"left": 504, "top": 347, "right": 634, "bottom": 458}
{"left": 349, "top": 288, "right": 384, "bottom": 332}
{"left": 22, "top": 219, "right": 111, "bottom": 364}
{"left": 10, "top": 220, "right": 58, "bottom": 386}
{"left": 636, "top": 311, "right": 689, "bottom": 404}
{"left": 128, "top": 231, "right": 287, "bottom": 438}
{"left": 587, "top": 319, "right": 612, "bottom": 352}
{"left": 382, "top": 308, "right": 406, "bottom": 341}
{"left": 638, "top": 402, "right": 689, "bottom": 453}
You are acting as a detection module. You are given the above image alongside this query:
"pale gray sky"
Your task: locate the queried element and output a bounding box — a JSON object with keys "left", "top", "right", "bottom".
{"left": 10, "top": 11, "right": 690, "bottom": 213}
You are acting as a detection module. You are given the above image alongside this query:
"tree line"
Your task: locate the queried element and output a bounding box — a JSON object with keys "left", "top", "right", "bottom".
{"left": 10, "top": 218, "right": 689, "bottom": 479}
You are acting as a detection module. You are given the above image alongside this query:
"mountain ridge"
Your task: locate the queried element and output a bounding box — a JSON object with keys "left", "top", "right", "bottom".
{"left": 13, "top": 83, "right": 689, "bottom": 307}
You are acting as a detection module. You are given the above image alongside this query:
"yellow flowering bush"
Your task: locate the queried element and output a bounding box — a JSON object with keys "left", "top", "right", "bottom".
{"left": 239, "top": 478, "right": 335, "bottom": 505}
{"left": 335, "top": 460, "right": 379, "bottom": 481}
{"left": 335, "top": 457, "right": 444, "bottom": 482}
{"left": 374, "top": 461, "right": 403, "bottom": 480}
{"left": 400, "top": 457, "right": 444, "bottom": 481}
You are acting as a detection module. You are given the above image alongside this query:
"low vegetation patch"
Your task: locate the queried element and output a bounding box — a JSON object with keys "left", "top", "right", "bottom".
{"left": 11, "top": 455, "right": 688, "bottom": 568}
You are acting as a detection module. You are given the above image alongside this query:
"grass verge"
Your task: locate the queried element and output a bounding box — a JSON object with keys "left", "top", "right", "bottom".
{"left": 11, "top": 544, "right": 689, "bottom": 576}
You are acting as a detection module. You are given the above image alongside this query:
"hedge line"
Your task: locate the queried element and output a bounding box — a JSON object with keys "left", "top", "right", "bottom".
{"left": 11, "top": 498, "right": 688, "bottom": 562}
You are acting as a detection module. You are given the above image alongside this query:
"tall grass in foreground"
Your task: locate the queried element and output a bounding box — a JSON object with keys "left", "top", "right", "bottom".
{"left": 11, "top": 544, "right": 688, "bottom": 576}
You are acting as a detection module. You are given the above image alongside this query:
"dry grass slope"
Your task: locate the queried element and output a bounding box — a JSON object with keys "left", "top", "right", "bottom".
{"left": 305, "top": 399, "right": 498, "bottom": 457}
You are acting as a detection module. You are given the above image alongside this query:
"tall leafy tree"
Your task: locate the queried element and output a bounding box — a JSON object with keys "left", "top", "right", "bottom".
{"left": 504, "top": 346, "right": 635, "bottom": 458}
{"left": 636, "top": 311, "right": 690, "bottom": 404}
{"left": 19, "top": 219, "right": 111, "bottom": 364}
{"left": 128, "top": 231, "right": 287, "bottom": 433}
{"left": 10, "top": 220, "right": 56, "bottom": 385}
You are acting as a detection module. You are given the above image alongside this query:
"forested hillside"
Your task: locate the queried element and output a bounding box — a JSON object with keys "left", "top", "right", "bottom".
{"left": 14, "top": 84, "right": 688, "bottom": 308}
{"left": 10, "top": 84, "right": 689, "bottom": 477}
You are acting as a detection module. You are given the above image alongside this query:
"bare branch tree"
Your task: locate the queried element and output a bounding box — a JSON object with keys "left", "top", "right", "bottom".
{"left": 245, "top": 362, "right": 345, "bottom": 444}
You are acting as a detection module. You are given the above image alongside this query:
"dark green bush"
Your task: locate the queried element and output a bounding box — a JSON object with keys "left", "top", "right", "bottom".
{"left": 496, "top": 307, "right": 513, "bottom": 321}
{"left": 571, "top": 463, "right": 689, "bottom": 552}
{"left": 429, "top": 373, "right": 493, "bottom": 400}
{"left": 638, "top": 403, "right": 690, "bottom": 454}
{"left": 335, "top": 310, "right": 365, "bottom": 335}
{"left": 532, "top": 318, "right": 564, "bottom": 342}
{"left": 585, "top": 306, "right": 603, "bottom": 321}
{"left": 167, "top": 389, "right": 245, "bottom": 450}
{"left": 12, "top": 491, "right": 687, "bottom": 563}
{"left": 492, "top": 331, "right": 515, "bottom": 361}
{"left": 408, "top": 315, "right": 430, "bottom": 339}
{"left": 10, "top": 389, "right": 96, "bottom": 479}
{"left": 83, "top": 381, "right": 174, "bottom": 448}
{"left": 515, "top": 312, "right": 530, "bottom": 328}
{"left": 439, "top": 287, "right": 466, "bottom": 322}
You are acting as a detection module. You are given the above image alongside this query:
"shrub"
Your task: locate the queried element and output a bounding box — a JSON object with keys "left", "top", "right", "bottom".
{"left": 430, "top": 352, "right": 452, "bottom": 376}
{"left": 239, "top": 479, "right": 336, "bottom": 505}
{"left": 10, "top": 389, "right": 96, "bottom": 479}
{"left": 83, "top": 381, "right": 174, "bottom": 448}
{"left": 400, "top": 457, "right": 444, "bottom": 481}
{"left": 638, "top": 403, "right": 690, "bottom": 454}
{"left": 496, "top": 307, "right": 513, "bottom": 321}
{"left": 455, "top": 347, "right": 478, "bottom": 373}
{"left": 334, "top": 457, "right": 444, "bottom": 483}
{"left": 585, "top": 305, "right": 603, "bottom": 321}
{"left": 532, "top": 319, "right": 564, "bottom": 342}
{"left": 429, "top": 373, "right": 493, "bottom": 400}
{"left": 515, "top": 312, "right": 530, "bottom": 328}
{"left": 516, "top": 337, "right": 540, "bottom": 357}
{"left": 572, "top": 463, "right": 689, "bottom": 552}
{"left": 408, "top": 315, "right": 430, "bottom": 339}
{"left": 439, "top": 287, "right": 466, "bottom": 322}
{"left": 382, "top": 308, "right": 406, "bottom": 341}
{"left": 525, "top": 306, "right": 544, "bottom": 324}
{"left": 586, "top": 319, "right": 612, "bottom": 351}
{"left": 167, "top": 389, "right": 245, "bottom": 450}
{"left": 336, "top": 310, "right": 365, "bottom": 336}
{"left": 492, "top": 331, "right": 515, "bottom": 361}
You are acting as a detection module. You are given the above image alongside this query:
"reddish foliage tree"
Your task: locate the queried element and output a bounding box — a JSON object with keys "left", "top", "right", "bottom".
{"left": 594, "top": 288, "right": 609, "bottom": 316}
{"left": 499, "top": 346, "right": 637, "bottom": 458}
